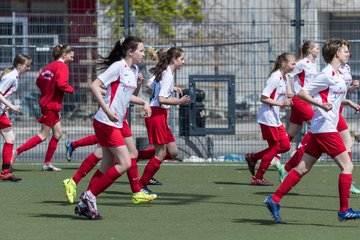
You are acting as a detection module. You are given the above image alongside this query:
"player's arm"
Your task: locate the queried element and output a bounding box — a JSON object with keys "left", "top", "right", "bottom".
{"left": 90, "top": 78, "right": 118, "bottom": 122}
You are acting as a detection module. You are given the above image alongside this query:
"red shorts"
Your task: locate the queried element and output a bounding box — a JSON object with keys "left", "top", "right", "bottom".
{"left": 121, "top": 119, "right": 132, "bottom": 138}
{"left": 304, "top": 132, "right": 346, "bottom": 159}
{"left": 289, "top": 96, "right": 315, "bottom": 125}
{"left": 145, "top": 107, "right": 175, "bottom": 145}
{"left": 0, "top": 113, "right": 12, "bottom": 129}
{"left": 259, "top": 123, "right": 288, "bottom": 141}
{"left": 37, "top": 109, "right": 60, "bottom": 127}
{"left": 93, "top": 119, "right": 125, "bottom": 147}
{"left": 336, "top": 114, "right": 348, "bottom": 132}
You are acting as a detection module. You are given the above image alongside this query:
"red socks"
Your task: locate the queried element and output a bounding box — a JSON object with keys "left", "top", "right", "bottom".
{"left": 44, "top": 136, "right": 59, "bottom": 164}
{"left": 17, "top": 135, "right": 42, "bottom": 155}
{"left": 2, "top": 143, "right": 13, "bottom": 172}
{"left": 285, "top": 146, "right": 305, "bottom": 172}
{"left": 272, "top": 169, "right": 302, "bottom": 203}
{"left": 126, "top": 158, "right": 140, "bottom": 193}
{"left": 139, "top": 157, "right": 162, "bottom": 187}
{"left": 339, "top": 173, "right": 352, "bottom": 213}
{"left": 87, "top": 170, "right": 103, "bottom": 191}
{"left": 73, "top": 153, "right": 101, "bottom": 185}
{"left": 88, "top": 166, "right": 121, "bottom": 196}
{"left": 72, "top": 135, "right": 97, "bottom": 148}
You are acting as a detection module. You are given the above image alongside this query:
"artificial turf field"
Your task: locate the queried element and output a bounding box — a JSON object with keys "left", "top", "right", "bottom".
{"left": 2, "top": 163, "right": 360, "bottom": 240}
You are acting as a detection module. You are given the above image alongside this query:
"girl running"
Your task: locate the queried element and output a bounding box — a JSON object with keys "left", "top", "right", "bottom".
{"left": 13, "top": 44, "right": 74, "bottom": 171}
{"left": 138, "top": 47, "right": 190, "bottom": 196}
{"left": 0, "top": 54, "right": 32, "bottom": 181}
{"left": 244, "top": 52, "right": 294, "bottom": 186}
{"left": 75, "top": 36, "right": 150, "bottom": 220}
{"left": 264, "top": 38, "right": 360, "bottom": 223}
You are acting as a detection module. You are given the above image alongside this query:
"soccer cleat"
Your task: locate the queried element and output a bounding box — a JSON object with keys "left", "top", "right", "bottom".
{"left": 245, "top": 153, "right": 256, "bottom": 176}
{"left": 350, "top": 183, "right": 360, "bottom": 194}
{"left": 140, "top": 186, "right": 158, "bottom": 200}
{"left": 74, "top": 203, "right": 89, "bottom": 217}
{"left": 42, "top": 163, "right": 62, "bottom": 171}
{"left": 264, "top": 195, "right": 282, "bottom": 223}
{"left": 251, "top": 176, "right": 274, "bottom": 186}
{"left": 132, "top": 192, "right": 154, "bottom": 204}
{"left": 278, "top": 164, "right": 288, "bottom": 183}
{"left": 0, "top": 171, "right": 22, "bottom": 182}
{"left": 65, "top": 140, "right": 74, "bottom": 162}
{"left": 149, "top": 177, "right": 162, "bottom": 185}
{"left": 79, "top": 192, "right": 100, "bottom": 220}
{"left": 63, "top": 178, "right": 77, "bottom": 204}
{"left": 338, "top": 208, "right": 360, "bottom": 222}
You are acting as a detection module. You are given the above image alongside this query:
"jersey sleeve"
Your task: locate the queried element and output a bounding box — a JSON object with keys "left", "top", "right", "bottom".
{"left": 302, "top": 73, "right": 329, "bottom": 96}
{"left": 0, "top": 75, "right": 15, "bottom": 95}
{"left": 56, "top": 65, "right": 74, "bottom": 93}
{"left": 97, "top": 61, "right": 122, "bottom": 87}
{"left": 158, "top": 71, "right": 173, "bottom": 98}
{"left": 261, "top": 75, "right": 278, "bottom": 98}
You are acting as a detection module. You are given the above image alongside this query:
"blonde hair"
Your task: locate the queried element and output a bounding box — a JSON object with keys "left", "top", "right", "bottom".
{"left": 0, "top": 53, "right": 32, "bottom": 79}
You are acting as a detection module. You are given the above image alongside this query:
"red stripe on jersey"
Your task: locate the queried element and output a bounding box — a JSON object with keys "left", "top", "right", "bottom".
{"left": 109, "top": 77, "right": 120, "bottom": 107}
{"left": 2, "top": 85, "right": 13, "bottom": 97}
{"left": 298, "top": 70, "right": 305, "bottom": 87}
{"left": 270, "top": 89, "right": 276, "bottom": 100}
{"left": 319, "top": 87, "right": 330, "bottom": 103}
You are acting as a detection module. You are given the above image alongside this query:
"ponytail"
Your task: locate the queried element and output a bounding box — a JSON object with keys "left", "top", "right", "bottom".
{"left": 0, "top": 53, "right": 32, "bottom": 79}
{"left": 149, "top": 47, "right": 183, "bottom": 82}
{"left": 269, "top": 52, "right": 294, "bottom": 76}
{"left": 95, "top": 36, "right": 143, "bottom": 70}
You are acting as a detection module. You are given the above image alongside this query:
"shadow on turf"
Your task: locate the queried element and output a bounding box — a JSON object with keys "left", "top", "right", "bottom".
{"left": 254, "top": 191, "right": 338, "bottom": 199}
{"left": 232, "top": 218, "right": 358, "bottom": 228}
{"left": 101, "top": 190, "right": 215, "bottom": 206}
{"left": 214, "top": 181, "right": 251, "bottom": 186}
{"left": 29, "top": 213, "right": 85, "bottom": 220}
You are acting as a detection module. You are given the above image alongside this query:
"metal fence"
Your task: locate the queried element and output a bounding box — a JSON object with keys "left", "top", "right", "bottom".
{"left": 1, "top": 0, "right": 360, "bottom": 162}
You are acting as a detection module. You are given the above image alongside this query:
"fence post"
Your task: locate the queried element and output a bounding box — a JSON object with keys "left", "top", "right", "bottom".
{"left": 295, "top": 0, "right": 301, "bottom": 58}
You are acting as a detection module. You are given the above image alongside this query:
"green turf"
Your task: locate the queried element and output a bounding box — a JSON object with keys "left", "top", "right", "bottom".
{"left": 2, "top": 163, "right": 360, "bottom": 240}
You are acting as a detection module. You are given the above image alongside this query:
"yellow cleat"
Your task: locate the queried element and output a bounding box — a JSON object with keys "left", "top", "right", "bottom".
{"left": 132, "top": 192, "right": 154, "bottom": 204}
{"left": 63, "top": 178, "right": 77, "bottom": 204}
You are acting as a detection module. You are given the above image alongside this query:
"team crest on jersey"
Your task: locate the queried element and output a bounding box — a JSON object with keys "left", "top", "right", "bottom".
{"left": 41, "top": 70, "right": 54, "bottom": 80}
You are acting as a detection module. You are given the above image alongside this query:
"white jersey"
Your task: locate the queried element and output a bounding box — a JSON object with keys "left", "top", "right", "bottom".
{"left": 289, "top": 57, "right": 318, "bottom": 95}
{"left": 94, "top": 59, "right": 138, "bottom": 128}
{"left": 149, "top": 66, "right": 174, "bottom": 109}
{"left": 304, "top": 64, "right": 348, "bottom": 133}
{"left": 339, "top": 64, "right": 352, "bottom": 89}
{"left": 0, "top": 68, "right": 19, "bottom": 114}
{"left": 257, "top": 70, "right": 288, "bottom": 127}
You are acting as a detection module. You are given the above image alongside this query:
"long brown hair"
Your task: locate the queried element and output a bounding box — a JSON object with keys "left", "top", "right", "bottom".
{"left": 269, "top": 52, "right": 294, "bottom": 76}
{"left": 0, "top": 53, "right": 32, "bottom": 79}
{"left": 297, "top": 40, "right": 316, "bottom": 60}
{"left": 95, "top": 36, "right": 143, "bottom": 70}
{"left": 149, "top": 47, "right": 183, "bottom": 82}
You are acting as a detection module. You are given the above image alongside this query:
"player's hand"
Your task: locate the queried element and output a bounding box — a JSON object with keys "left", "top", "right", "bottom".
{"left": 137, "top": 73, "right": 145, "bottom": 86}
{"left": 143, "top": 102, "right": 152, "bottom": 118}
{"left": 173, "top": 87, "right": 183, "bottom": 96}
{"left": 352, "top": 80, "right": 360, "bottom": 88}
{"left": 13, "top": 105, "right": 22, "bottom": 113}
{"left": 282, "top": 99, "right": 292, "bottom": 107}
{"left": 321, "top": 103, "right": 333, "bottom": 112}
{"left": 105, "top": 110, "right": 119, "bottom": 122}
{"left": 178, "top": 95, "right": 190, "bottom": 105}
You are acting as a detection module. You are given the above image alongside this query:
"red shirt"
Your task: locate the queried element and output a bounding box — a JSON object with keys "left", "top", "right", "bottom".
{"left": 36, "top": 60, "right": 74, "bottom": 111}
